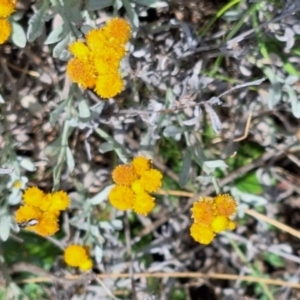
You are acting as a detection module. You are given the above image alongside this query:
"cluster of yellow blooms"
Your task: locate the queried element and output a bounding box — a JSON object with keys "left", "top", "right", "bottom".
{"left": 109, "top": 156, "right": 163, "bottom": 215}
{"left": 15, "top": 187, "right": 70, "bottom": 236}
{"left": 190, "top": 194, "right": 237, "bottom": 245}
{"left": 0, "top": 0, "right": 16, "bottom": 45}
{"left": 64, "top": 244, "right": 92, "bottom": 271}
{"left": 66, "top": 17, "right": 131, "bottom": 99}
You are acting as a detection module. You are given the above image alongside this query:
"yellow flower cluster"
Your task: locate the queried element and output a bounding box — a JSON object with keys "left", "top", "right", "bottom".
{"left": 109, "top": 156, "right": 163, "bottom": 215}
{"left": 0, "top": 0, "right": 16, "bottom": 45}
{"left": 64, "top": 244, "right": 92, "bottom": 271}
{"left": 190, "top": 194, "right": 237, "bottom": 245}
{"left": 66, "top": 17, "right": 131, "bottom": 99}
{"left": 15, "top": 187, "right": 70, "bottom": 236}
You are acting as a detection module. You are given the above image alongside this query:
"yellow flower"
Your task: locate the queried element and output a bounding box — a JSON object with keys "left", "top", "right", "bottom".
{"left": 131, "top": 180, "right": 144, "bottom": 194}
{"left": 227, "top": 220, "right": 236, "bottom": 230}
{"left": 108, "top": 185, "right": 135, "bottom": 210}
{"left": 64, "top": 244, "right": 92, "bottom": 270}
{"left": 103, "top": 43, "right": 126, "bottom": 61}
{"left": 112, "top": 164, "right": 137, "bottom": 186}
{"left": 49, "top": 191, "right": 70, "bottom": 212}
{"left": 0, "top": 0, "right": 15, "bottom": 18}
{"left": 133, "top": 192, "right": 155, "bottom": 215}
{"left": 22, "top": 187, "right": 45, "bottom": 207}
{"left": 191, "top": 197, "right": 215, "bottom": 226}
{"left": 104, "top": 18, "right": 131, "bottom": 45}
{"left": 94, "top": 55, "right": 120, "bottom": 74}
{"left": 29, "top": 212, "right": 59, "bottom": 236}
{"left": 69, "top": 40, "right": 90, "bottom": 60}
{"left": 190, "top": 223, "right": 215, "bottom": 245}
{"left": 86, "top": 28, "right": 107, "bottom": 53}
{"left": 15, "top": 205, "right": 42, "bottom": 224}
{"left": 79, "top": 259, "right": 93, "bottom": 271}
{"left": 86, "top": 27, "right": 126, "bottom": 60}
{"left": 39, "top": 193, "right": 52, "bottom": 212}
{"left": 94, "top": 72, "right": 123, "bottom": 99}
{"left": 214, "top": 194, "right": 237, "bottom": 217}
{"left": 139, "top": 169, "right": 162, "bottom": 192}
{"left": 132, "top": 156, "right": 151, "bottom": 176}
{"left": 66, "top": 57, "right": 96, "bottom": 89}
{"left": 211, "top": 216, "right": 230, "bottom": 233}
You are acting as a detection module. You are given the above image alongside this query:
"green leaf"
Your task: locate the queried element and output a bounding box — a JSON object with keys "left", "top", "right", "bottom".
{"left": 99, "top": 142, "right": 114, "bottom": 153}
{"left": 44, "top": 24, "right": 65, "bottom": 44}
{"left": 86, "top": 0, "right": 114, "bottom": 10}
{"left": 268, "top": 83, "right": 282, "bottom": 109}
{"left": 122, "top": 0, "right": 139, "bottom": 30}
{"left": 11, "top": 21, "right": 27, "bottom": 48}
{"left": 163, "top": 125, "right": 183, "bottom": 138}
{"left": 53, "top": 34, "right": 70, "bottom": 59}
{"left": 87, "top": 185, "right": 114, "bottom": 205}
{"left": 0, "top": 215, "right": 11, "bottom": 241}
{"left": 203, "top": 160, "right": 228, "bottom": 174}
{"left": 50, "top": 99, "right": 68, "bottom": 125}
{"left": 27, "top": 1, "right": 49, "bottom": 42}
{"left": 66, "top": 146, "right": 75, "bottom": 172}
{"left": 262, "top": 252, "right": 284, "bottom": 267}
{"left": 61, "top": 0, "right": 83, "bottom": 23}
{"left": 179, "top": 151, "right": 191, "bottom": 187}
{"left": 286, "top": 85, "right": 300, "bottom": 118}
{"left": 18, "top": 157, "right": 36, "bottom": 172}
{"left": 236, "top": 171, "right": 263, "bottom": 194}
{"left": 78, "top": 98, "right": 91, "bottom": 119}
{"left": 133, "top": 0, "right": 168, "bottom": 8}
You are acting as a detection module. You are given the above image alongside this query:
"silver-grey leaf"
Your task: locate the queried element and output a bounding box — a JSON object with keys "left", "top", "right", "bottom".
{"left": 27, "top": 1, "right": 49, "bottom": 42}
{"left": 204, "top": 104, "right": 222, "bottom": 134}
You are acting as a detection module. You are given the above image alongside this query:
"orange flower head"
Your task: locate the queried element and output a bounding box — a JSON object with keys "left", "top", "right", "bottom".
{"left": 133, "top": 192, "right": 155, "bottom": 216}
{"left": 66, "top": 57, "right": 96, "bottom": 89}
{"left": 211, "top": 216, "right": 230, "bottom": 233}
{"left": 214, "top": 194, "right": 237, "bottom": 217}
{"left": 190, "top": 223, "right": 215, "bottom": 245}
{"left": 28, "top": 212, "right": 59, "bottom": 236}
{"left": 112, "top": 164, "right": 137, "bottom": 186}
{"left": 64, "top": 244, "right": 91, "bottom": 269}
{"left": 108, "top": 185, "right": 135, "bottom": 210}
{"left": 94, "top": 72, "right": 123, "bottom": 99}
{"left": 22, "top": 187, "right": 45, "bottom": 208}
{"left": 69, "top": 40, "right": 90, "bottom": 60}
{"left": 0, "top": 0, "right": 16, "bottom": 18}
{"left": 132, "top": 156, "right": 151, "bottom": 176}
{"left": 191, "top": 198, "right": 215, "bottom": 226}
{"left": 15, "top": 205, "right": 42, "bottom": 224}
{"left": 94, "top": 55, "right": 120, "bottom": 74}
{"left": 139, "top": 169, "right": 162, "bottom": 193}
{"left": 49, "top": 190, "right": 70, "bottom": 212}
{"left": 104, "top": 17, "right": 131, "bottom": 45}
